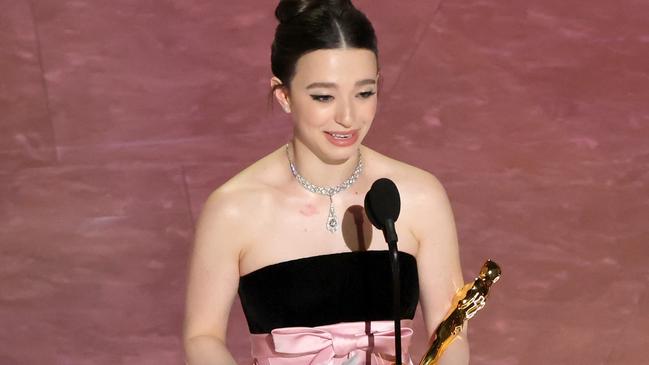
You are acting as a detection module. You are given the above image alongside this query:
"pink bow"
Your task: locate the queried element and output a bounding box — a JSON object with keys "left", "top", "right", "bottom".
{"left": 270, "top": 325, "right": 413, "bottom": 365}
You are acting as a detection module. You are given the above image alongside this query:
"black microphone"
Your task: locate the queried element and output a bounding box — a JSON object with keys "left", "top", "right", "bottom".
{"left": 364, "top": 177, "right": 403, "bottom": 365}
{"left": 364, "top": 178, "right": 401, "bottom": 245}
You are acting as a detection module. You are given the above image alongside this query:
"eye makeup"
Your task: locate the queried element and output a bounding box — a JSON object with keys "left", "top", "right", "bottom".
{"left": 309, "top": 90, "right": 376, "bottom": 102}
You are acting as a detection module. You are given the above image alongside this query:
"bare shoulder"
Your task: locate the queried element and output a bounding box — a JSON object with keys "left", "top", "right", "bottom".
{"left": 362, "top": 146, "right": 447, "bottom": 201}
{"left": 362, "top": 146, "right": 454, "bottom": 246}
{"left": 196, "top": 146, "right": 286, "bottom": 248}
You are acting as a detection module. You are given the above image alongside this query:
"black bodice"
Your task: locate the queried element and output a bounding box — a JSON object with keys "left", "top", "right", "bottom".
{"left": 237, "top": 250, "right": 419, "bottom": 334}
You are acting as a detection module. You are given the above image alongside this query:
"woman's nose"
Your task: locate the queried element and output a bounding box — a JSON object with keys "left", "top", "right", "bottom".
{"left": 335, "top": 99, "right": 354, "bottom": 127}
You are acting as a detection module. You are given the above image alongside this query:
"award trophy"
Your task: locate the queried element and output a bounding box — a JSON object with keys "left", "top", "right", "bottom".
{"left": 419, "top": 260, "right": 501, "bottom": 365}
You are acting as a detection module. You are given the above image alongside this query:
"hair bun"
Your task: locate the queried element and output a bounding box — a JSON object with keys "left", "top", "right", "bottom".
{"left": 275, "top": 0, "right": 353, "bottom": 24}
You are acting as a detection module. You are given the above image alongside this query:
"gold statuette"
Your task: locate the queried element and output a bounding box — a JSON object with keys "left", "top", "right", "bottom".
{"left": 419, "top": 260, "right": 501, "bottom": 365}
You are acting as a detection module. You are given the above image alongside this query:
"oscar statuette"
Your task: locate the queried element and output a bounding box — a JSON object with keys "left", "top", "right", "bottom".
{"left": 419, "top": 260, "right": 502, "bottom": 365}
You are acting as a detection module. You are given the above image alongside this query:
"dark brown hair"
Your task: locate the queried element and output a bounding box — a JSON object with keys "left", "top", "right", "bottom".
{"left": 270, "top": 0, "right": 379, "bottom": 97}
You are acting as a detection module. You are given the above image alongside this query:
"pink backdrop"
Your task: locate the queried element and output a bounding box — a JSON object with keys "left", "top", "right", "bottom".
{"left": 1, "top": 0, "right": 648, "bottom": 364}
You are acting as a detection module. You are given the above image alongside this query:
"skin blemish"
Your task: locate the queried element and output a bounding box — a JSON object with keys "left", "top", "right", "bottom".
{"left": 299, "top": 204, "right": 319, "bottom": 217}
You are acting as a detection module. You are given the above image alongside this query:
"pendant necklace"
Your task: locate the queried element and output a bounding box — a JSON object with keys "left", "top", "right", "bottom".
{"left": 286, "top": 143, "right": 363, "bottom": 233}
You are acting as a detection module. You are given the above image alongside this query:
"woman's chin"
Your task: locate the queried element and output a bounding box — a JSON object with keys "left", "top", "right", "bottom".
{"left": 319, "top": 145, "right": 363, "bottom": 165}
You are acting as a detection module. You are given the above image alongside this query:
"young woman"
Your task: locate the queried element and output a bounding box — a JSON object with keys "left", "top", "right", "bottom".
{"left": 183, "top": 1, "right": 469, "bottom": 364}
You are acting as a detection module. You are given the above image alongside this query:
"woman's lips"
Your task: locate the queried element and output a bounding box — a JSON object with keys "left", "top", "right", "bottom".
{"left": 324, "top": 130, "right": 359, "bottom": 147}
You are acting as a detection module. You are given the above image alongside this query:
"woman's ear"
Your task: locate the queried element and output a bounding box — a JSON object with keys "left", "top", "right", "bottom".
{"left": 270, "top": 76, "right": 291, "bottom": 113}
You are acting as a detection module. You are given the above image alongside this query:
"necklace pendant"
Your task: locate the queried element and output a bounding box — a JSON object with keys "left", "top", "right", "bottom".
{"left": 326, "top": 203, "right": 338, "bottom": 233}
{"left": 286, "top": 143, "right": 362, "bottom": 234}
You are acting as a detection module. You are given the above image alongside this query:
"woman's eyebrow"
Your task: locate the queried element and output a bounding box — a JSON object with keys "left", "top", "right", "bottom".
{"left": 306, "top": 79, "right": 376, "bottom": 89}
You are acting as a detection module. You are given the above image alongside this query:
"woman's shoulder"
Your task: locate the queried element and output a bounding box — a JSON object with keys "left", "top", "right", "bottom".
{"left": 362, "top": 146, "right": 454, "bottom": 248}
{"left": 201, "top": 146, "right": 286, "bottom": 219}
{"left": 191, "top": 147, "right": 289, "bottom": 260}
{"left": 362, "top": 145, "right": 446, "bottom": 197}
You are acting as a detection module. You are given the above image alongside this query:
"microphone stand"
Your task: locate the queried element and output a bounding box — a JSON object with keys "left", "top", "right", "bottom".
{"left": 384, "top": 219, "right": 402, "bottom": 365}
{"left": 364, "top": 177, "right": 403, "bottom": 364}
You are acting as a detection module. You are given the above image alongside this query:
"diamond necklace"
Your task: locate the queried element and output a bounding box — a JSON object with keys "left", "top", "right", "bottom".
{"left": 286, "top": 143, "right": 363, "bottom": 233}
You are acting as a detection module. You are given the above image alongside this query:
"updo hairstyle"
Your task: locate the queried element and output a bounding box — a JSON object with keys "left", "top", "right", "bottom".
{"left": 271, "top": 0, "right": 379, "bottom": 92}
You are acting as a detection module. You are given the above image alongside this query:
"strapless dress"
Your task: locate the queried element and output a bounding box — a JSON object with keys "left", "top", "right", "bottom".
{"left": 238, "top": 250, "right": 420, "bottom": 365}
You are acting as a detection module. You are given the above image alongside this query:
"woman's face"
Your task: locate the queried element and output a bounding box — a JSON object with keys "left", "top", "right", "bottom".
{"left": 275, "top": 48, "right": 379, "bottom": 164}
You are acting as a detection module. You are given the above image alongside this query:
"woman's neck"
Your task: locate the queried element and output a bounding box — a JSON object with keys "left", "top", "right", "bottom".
{"left": 287, "top": 138, "right": 362, "bottom": 189}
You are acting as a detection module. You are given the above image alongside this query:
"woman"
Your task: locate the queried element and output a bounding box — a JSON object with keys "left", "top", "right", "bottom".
{"left": 183, "top": 0, "right": 469, "bottom": 364}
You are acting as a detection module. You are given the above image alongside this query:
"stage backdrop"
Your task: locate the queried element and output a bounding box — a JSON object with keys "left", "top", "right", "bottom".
{"left": 1, "top": 0, "right": 648, "bottom": 364}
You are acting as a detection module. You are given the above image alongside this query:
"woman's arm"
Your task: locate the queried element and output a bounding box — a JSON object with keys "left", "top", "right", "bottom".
{"left": 183, "top": 189, "right": 245, "bottom": 365}
{"left": 410, "top": 172, "right": 470, "bottom": 365}
{"left": 184, "top": 336, "right": 237, "bottom": 365}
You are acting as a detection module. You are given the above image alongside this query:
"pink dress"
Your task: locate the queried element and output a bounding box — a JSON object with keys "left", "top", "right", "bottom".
{"left": 238, "top": 251, "right": 420, "bottom": 365}
{"left": 250, "top": 319, "right": 415, "bottom": 365}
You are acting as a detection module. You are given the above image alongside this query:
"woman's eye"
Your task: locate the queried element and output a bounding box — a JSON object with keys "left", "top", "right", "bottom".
{"left": 310, "top": 95, "right": 333, "bottom": 102}
{"left": 359, "top": 91, "right": 377, "bottom": 98}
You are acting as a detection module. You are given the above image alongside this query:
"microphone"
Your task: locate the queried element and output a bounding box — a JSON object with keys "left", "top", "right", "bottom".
{"left": 364, "top": 178, "right": 403, "bottom": 365}
{"left": 364, "top": 178, "right": 401, "bottom": 245}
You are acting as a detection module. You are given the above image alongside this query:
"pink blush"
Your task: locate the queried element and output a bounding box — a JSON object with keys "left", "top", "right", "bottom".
{"left": 299, "top": 204, "right": 319, "bottom": 217}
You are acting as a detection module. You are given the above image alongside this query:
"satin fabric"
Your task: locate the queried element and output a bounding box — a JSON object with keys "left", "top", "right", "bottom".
{"left": 249, "top": 319, "right": 415, "bottom": 365}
